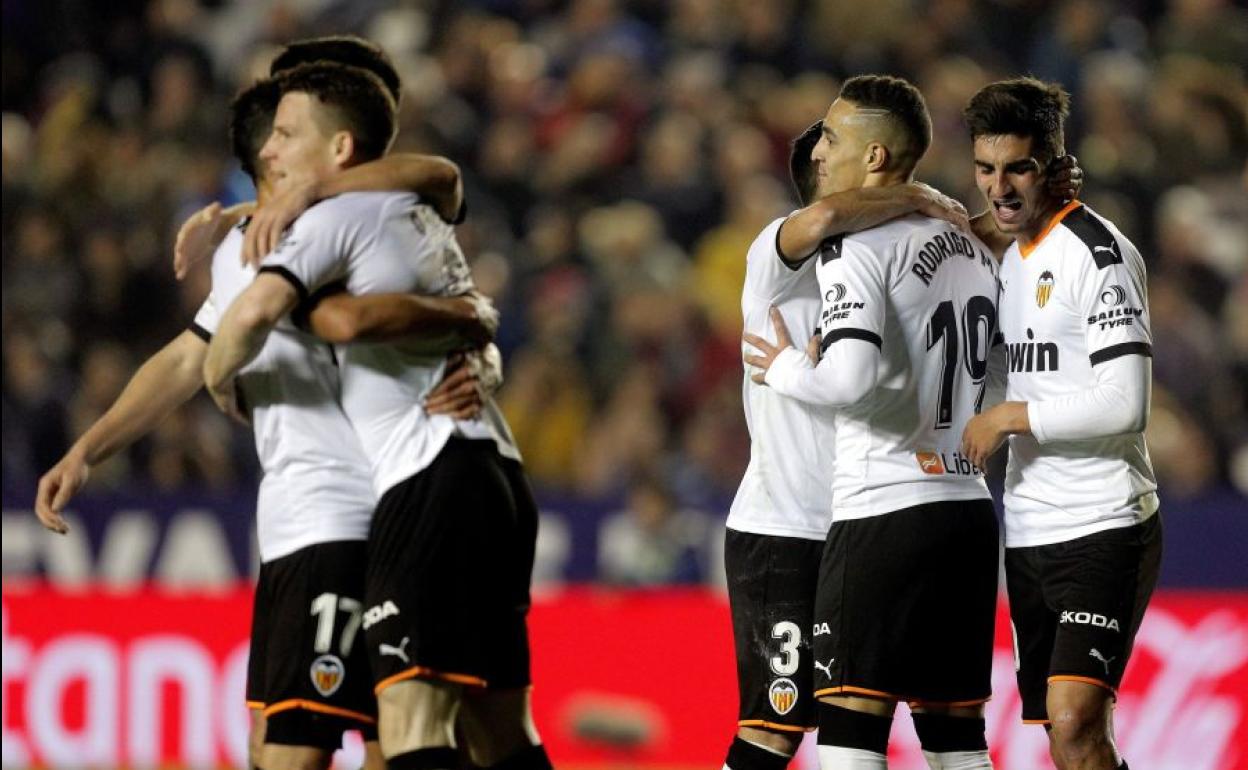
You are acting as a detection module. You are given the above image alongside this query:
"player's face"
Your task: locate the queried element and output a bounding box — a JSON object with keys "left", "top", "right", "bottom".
{"left": 973, "top": 134, "right": 1056, "bottom": 239}
{"left": 259, "top": 92, "right": 340, "bottom": 193}
{"left": 810, "top": 99, "right": 870, "bottom": 199}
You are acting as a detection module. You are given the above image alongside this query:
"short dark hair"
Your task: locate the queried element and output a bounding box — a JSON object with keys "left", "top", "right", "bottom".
{"left": 276, "top": 62, "right": 398, "bottom": 164}
{"left": 271, "top": 35, "right": 402, "bottom": 104}
{"left": 230, "top": 78, "right": 281, "bottom": 183}
{"left": 963, "top": 77, "right": 1071, "bottom": 164}
{"left": 839, "top": 74, "right": 932, "bottom": 170}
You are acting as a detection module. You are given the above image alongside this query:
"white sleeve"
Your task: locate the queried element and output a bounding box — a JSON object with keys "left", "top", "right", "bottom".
{"left": 258, "top": 201, "right": 356, "bottom": 300}
{"left": 765, "top": 338, "right": 880, "bottom": 406}
{"left": 190, "top": 291, "right": 220, "bottom": 340}
{"left": 1068, "top": 220, "right": 1153, "bottom": 366}
{"left": 743, "top": 216, "right": 815, "bottom": 303}
{"left": 1028, "top": 353, "right": 1150, "bottom": 442}
{"left": 764, "top": 236, "right": 885, "bottom": 406}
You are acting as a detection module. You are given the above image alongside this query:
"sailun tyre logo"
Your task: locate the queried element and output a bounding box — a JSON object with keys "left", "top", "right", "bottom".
{"left": 310, "top": 654, "right": 345, "bottom": 697}
{"left": 1100, "top": 285, "right": 1127, "bottom": 306}
{"left": 825, "top": 283, "right": 847, "bottom": 304}
{"left": 1035, "top": 271, "right": 1056, "bottom": 308}
{"left": 769, "top": 677, "right": 798, "bottom": 715}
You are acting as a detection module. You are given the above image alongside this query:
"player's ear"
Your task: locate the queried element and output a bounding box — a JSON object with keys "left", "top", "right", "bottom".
{"left": 331, "top": 131, "right": 355, "bottom": 166}
{"left": 864, "top": 142, "right": 890, "bottom": 173}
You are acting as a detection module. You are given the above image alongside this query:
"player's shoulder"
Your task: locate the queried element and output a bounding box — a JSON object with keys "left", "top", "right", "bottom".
{"left": 843, "top": 213, "right": 955, "bottom": 251}
{"left": 209, "top": 224, "right": 246, "bottom": 273}
{"left": 1055, "top": 202, "right": 1139, "bottom": 270}
{"left": 298, "top": 191, "right": 418, "bottom": 230}
{"left": 845, "top": 213, "right": 991, "bottom": 266}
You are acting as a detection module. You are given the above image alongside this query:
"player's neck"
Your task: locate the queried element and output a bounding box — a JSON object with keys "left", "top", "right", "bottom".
{"left": 861, "top": 169, "right": 909, "bottom": 189}
{"left": 1018, "top": 197, "right": 1068, "bottom": 247}
{"left": 255, "top": 180, "right": 274, "bottom": 207}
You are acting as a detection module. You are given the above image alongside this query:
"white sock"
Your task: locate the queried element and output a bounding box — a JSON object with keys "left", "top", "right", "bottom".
{"left": 816, "top": 745, "right": 887, "bottom": 769}
{"left": 922, "top": 749, "right": 993, "bottom": 769}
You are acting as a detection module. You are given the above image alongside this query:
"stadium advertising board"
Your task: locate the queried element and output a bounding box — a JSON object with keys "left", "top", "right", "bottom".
{"left": 3, "top": 587, "right": 1245, "bottom": 769}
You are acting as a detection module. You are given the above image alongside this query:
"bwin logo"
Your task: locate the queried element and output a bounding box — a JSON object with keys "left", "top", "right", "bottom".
{"left": 1100, "top": 285, "right": 1127, "bottom": 306}
{"left": 825, "top": 283, "right": 847, "bottom": 304}
{"left": 363, "top": 600, "right": 400, "bottom": 630}
{"left": 1060, "top": 610, "right": 1120, "bottom": 631}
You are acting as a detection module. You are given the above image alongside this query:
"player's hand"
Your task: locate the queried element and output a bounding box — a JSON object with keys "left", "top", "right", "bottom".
{"left": 175, "top": 202, "right": 225, "bottom": 280}
{"left": 743, "top": 306, "right": 795, "bottom": 385}
{"left": 425, "top": 352, "right": 484, "bottom": 419}
{"left": 207, "top": 377, "right": 250, "bottom": 426}
{"left": 461, "top": 292, "right": 501, "bottom": 348}
{"left": 911, "top": 182, "right": 970, "bottom": 232}
{"left": 243, "top": 181, "right": 319, "bottom": 269}
{"left": 34, "top": 452, "right": 89, "bottom": 534}
{"left": 962, "top": 401, "right": 1028, "bottom": 470}
{"left": 1045, "top": 154, "right": 1083, "bottom": 203}
{"left": 806, "top": 332, "right": 821, "bottom": 364}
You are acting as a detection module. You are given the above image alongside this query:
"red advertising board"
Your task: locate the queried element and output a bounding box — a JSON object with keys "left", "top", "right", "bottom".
{"left": 3, "top": 586, "right": 1246, "bottom": 769}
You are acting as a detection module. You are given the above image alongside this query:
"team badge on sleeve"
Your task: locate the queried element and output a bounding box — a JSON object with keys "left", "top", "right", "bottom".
{"left": 310, "top": 654, "right": 345, "bottom": 696}
{"left": 768, "top": 677, "right": 798, "bottom": 715}
{"left": 1035, "top": 271, "right": 1055, "bottom": 308}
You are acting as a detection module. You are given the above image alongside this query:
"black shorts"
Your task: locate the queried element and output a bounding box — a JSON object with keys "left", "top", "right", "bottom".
{"left": 1005, "top": 514, "right": 1163, "bottom": 723}
{"left": 725, "top": 529, "right": 823, "bottom": 732}
{"left": 246, "top": 540, "right": 377, "bottom": 750}
{"left": 364, "top": 438, "right": 537, "bottom": 693}
{"left": 812, "top": 499, "right": 999, "bottom": 705}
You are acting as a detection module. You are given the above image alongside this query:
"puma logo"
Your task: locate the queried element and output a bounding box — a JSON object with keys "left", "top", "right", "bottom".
{"left": 814, "top": 658, "right": 835, "bottom": 679}
{"left": 1093, "top": 245, "right": 1117, "bottom": 255}
{"left": 1089, "top": 648, "right": 1115, "bottom": 675}
{"left": 380, "top": 637, "right": 410, "bottom": 664}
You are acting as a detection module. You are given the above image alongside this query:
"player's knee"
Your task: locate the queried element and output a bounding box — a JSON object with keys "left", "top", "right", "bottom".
{"left": 725, "top": 732, "right": 798, "bottom": 770}
{"left": 1046, "top": 696, "right": 1110, "bottom": 760}
{"left": 910, "top": 712, "right": 990, "bottom": 769}
{"left": 376, "top": 679, "right": 461, "bottom": 756}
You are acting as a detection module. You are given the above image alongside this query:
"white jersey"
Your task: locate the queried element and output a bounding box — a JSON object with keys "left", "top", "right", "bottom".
{"left": 260, "top": 192, "right": 520, "bottom": 497}
{"left": 814, "top": 214, "right": 998, "bottom": 520}
{"left": 192, "top": 225, "right": 375, "bottom": 562}
{"left": 999, "top": 201, "right": 1158, "bottom": 547}
{"left": 727, "top": 217, "right": 836, "bottom": 541}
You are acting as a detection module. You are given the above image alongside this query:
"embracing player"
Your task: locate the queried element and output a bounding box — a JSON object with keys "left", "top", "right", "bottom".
{"left": 746, "top": 75, "right": 1001, "bottom": 770}
{"left": 722, "top": 121, "right": 969, "bottom": 768}
{"left": 36, "top": 38, "right": 496, "bottom": 770}
{"left": 202, "top": 62, "right": 549, "bottom": 770}
{"left": 961, "top": 78, "right": 1161, "bottom": 770}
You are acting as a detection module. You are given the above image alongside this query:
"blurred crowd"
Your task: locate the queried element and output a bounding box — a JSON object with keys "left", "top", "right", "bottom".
{"left": 3, "top": 0, "right": 1246, "bottom": 585}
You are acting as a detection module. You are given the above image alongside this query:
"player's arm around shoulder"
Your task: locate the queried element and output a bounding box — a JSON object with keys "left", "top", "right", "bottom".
{"left": 242, "top": 154, "right": 462, "bottom": 267}
{"left": 777, "top": 183, "right": 968, "bottom": 266}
